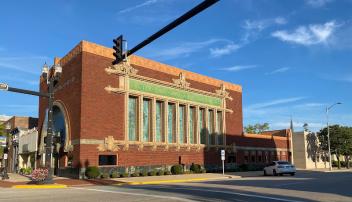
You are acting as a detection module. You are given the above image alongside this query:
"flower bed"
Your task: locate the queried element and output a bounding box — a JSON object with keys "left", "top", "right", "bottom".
{"left": 31, "top": 168, "right": 49, "bottom": 184}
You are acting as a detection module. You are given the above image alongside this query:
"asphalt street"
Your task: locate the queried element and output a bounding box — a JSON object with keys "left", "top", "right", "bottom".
{"left": 0, "top": 170, "right": 351, "bottom": 202}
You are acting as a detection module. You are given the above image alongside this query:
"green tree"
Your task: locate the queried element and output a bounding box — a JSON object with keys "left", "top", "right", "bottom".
{"left": 318, "top": 125, "right": 352, "bottom": 169}
{"left": 244, "top": 124, "right": 256, "bottom": 134}
{"left": 244, "top": 123, "right": 270, "bottom": 134}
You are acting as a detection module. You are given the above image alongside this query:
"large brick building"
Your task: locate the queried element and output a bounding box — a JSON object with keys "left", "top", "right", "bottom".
{"left": 37, "top": 41, "right": 292, "bottom": 177}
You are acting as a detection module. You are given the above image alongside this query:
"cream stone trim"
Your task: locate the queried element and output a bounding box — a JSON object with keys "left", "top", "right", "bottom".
{"left": 215, "top": 84, "right": 233, "bottom": 101}
{"left": 138, "top": 95, "right": 143, "bottom": 142}
{"left": 175, "top": 102, "right": 179, "bottom": 144}
{"left": 195, "top": 106, "right": 200, "bottom": 145}
{"left": 105, "top": 62, "right": 138, "bottom": 76}
{"left": 172, "top": 72, "right": 190, "bottom": 89}
{"left": 152, "top": 98, "right": 156, "bottom": 143}
{"left": 131, "top": 73, "right": 227, "bottom": 100}
{"left": 186, "top": 103, "right": 190, "bottom": 144}
{"left": 97, "top": 136, "right": 119, "bottom": 152}
{"left": 164, "top": 100, "right": 169, "bottom": 144}
{"left": 205, "top": 107, "right": 209, "bottom": 146}
{"left": 230, "top": 146, "right": 290, "bottom": 152}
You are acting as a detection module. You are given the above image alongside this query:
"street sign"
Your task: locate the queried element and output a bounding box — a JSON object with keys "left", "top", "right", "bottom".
{"left": 221, "top": 149, "right": 225, "bottom": 175}
{"left": 3, "top": 153, "right": 8, "bottom": 160}
{"left": 221, "top": 149, "right": 225, "bottom": 160}
{"left": 0, "top": 83, "right": 9, "bottom": 91}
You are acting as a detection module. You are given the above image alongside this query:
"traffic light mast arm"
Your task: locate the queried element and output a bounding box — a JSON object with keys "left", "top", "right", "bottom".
{"left": 4, "top": 86, "right": 49, "bottom": 98}
{"left": 124, "top": 0, "right": 219, "bottom": 59}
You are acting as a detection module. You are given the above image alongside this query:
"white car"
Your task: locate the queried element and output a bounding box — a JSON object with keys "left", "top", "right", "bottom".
{"left": 264, "top": 161, "right": 296, "bottom": 176}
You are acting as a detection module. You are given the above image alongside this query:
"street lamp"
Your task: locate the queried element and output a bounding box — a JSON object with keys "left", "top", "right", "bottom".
{"left": 41, "top": 63, "right": 62, "bottom": 183}
{"left": 1, "top": 62, "right": 62, "bottom": 183}
{"left": 326, "top": 102, "right": 342, "bottom": 171}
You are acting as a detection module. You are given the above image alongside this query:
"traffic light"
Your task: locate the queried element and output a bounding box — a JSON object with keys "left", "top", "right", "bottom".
{"left": 112, "top": 35, "right": 123, "bottom": 65}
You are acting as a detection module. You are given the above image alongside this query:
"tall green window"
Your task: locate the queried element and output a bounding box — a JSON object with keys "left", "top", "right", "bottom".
{"left": 189, "top": 107, "right": 196, "bottom": 144}
{"left": 217, "top": 111, "right": 223, "bottom": 145}
{"left": 168, "top": 103, "right": 175, "bottom": 143}
{"left": 208, "top": 110, "right": 214, "bottom": 145}
{"left": 143, "top": 99, "right": 151, "bottom": 142}
{"left": 155, "top": 101, "right": 163, "bottom": 142}
{"left": 199, "top": 109, "right": 206, "bottom": 144}
{"left": 128, "top": 96, "right": 138, "bottom": 141}
{"left": 179, "top": 105, "right": 186, "bottom": 143}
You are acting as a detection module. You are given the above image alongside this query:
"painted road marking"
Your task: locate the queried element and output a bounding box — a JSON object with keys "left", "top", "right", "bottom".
{"left": 153, "top": 186, "right": 305, "bottom": 202}
{"left": 71, "top": 187, "right": 196, "bottom": 202}
{"left": 274, "top": 182, "right": 306, "bottom": 187}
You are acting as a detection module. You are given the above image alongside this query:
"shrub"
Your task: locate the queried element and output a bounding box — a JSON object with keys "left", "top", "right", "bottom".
{"left": 131, "top": 172, "right": 140, "bottom": 177}
{"left": 140, "top": 170, "right": 148, "bottom": 177}
{"left": 101, "top": 173, "right": 109, "bottom": 179}
{"left": 85, "top": 166, "right": 100, "bottom": 179}
{"left": 148, "top": 170, "right": 157, "bottom": 176}
{"left": 190, "top": 163, "right": 201, "bottom": 173}
{"left": 164, "top": 171, "right": 172, "bottom": 175}
{"left": 238, "top": 164, "right": 248, "bottom": 171}
{"left": 171, "top": 165, "right": 183, "bottom": 175}
{"left": 120, "top": 172, "right": 129, "bottom": 178}
{"left": 110, "top": 171, "right": 119, "bottom": 178}
{"left": 157, "top": 170, "right": 165, "bottom": 176}
{"left": 25, "top": 168, "right": 33, "bottom": 175}
{"left": 19, "top": 168, "right": 26, "bottom": 174}
{"left": 201, "top": 168, "right": 206, "bottom": 173}
{"left": 31, "top": 168, "right": 48, "bottom": 183}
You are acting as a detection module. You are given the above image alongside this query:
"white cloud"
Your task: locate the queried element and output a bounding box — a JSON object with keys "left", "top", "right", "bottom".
{"left": 210, "top": 43, "right": 240, "bottom": 57}
{"left": 0, "top": 56, "right": 49, "bottom": 75}
{"left": 219, "top": 65, "right": 257, "bottom": 72}
{"left": 248, "top": 97, "right": 306, "bottom": 110}
{"left": 272, "top": 21, "right": 337, "bottom": 46}
{"left": 149, "top": 39, "right": 237, "bottom": 59}
{"left": 274, "top": 17, "right": 288, "bottom": 25}
{"left": 118, "top": 0, "right": 159, "bottom": 14}
{"left": 243, "top": 17, "right": 288, "bottom": 31}
{"left": 305, "top": 0, "right": 333, "bottom": 8}
{"left": 294, "top": 103, "right": 326, "bottom": 108}
{"left": 266, "top": 67, "right": 290, "bottom": 75}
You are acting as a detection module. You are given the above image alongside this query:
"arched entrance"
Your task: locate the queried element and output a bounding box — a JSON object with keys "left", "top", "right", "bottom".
{"left": 52, "top": 105, "right": 67, "bottom": 175}
{"left": 40, "top": 101, "right": 71, "bottom": 175}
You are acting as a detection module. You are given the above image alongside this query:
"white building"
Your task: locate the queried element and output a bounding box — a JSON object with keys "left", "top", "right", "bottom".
{"left": 18, "top": 128, "right": 38, "bottom": 169}
{"left": 292, "top": 131, "right": 329, "bottom": 169}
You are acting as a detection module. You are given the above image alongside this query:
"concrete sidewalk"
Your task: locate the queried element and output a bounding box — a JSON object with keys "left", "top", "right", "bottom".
{"left": 1, "top": 171, "right": 264, "bottom": 188}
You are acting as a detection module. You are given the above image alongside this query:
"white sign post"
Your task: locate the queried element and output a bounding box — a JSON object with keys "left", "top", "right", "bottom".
{"left": 221, "top": 149, "right": 225, "bottom": 175}
{"left": 3, "top": 153, "right": 8, "bottom": 160}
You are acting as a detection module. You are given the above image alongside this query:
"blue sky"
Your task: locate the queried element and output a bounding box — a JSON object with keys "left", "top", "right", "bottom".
{"left": 0, "top": 0, "right": 351, "bottom": 131}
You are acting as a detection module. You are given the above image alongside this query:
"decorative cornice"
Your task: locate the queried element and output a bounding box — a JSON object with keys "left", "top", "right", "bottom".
{"left": 97, "top": 136, "right": 119, "bottom": 152}
{"left": 215, "top": 84, "right": 233, "bottom": 100}
{"left": 172, "top": 72, "right": 190, "bottom": 89}
{"left": 104, "top": 85, "right": 125, "bottom": 94}
{"left": 105, "top": 62, "right": 138, "bottom": 76}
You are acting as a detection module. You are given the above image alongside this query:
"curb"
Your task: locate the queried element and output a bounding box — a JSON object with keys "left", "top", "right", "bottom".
{"left": 12, "top": 184, "right": 68, "bottom": 189}
{"left": 115, "top": 176, "right": 231, "bottom": 186}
